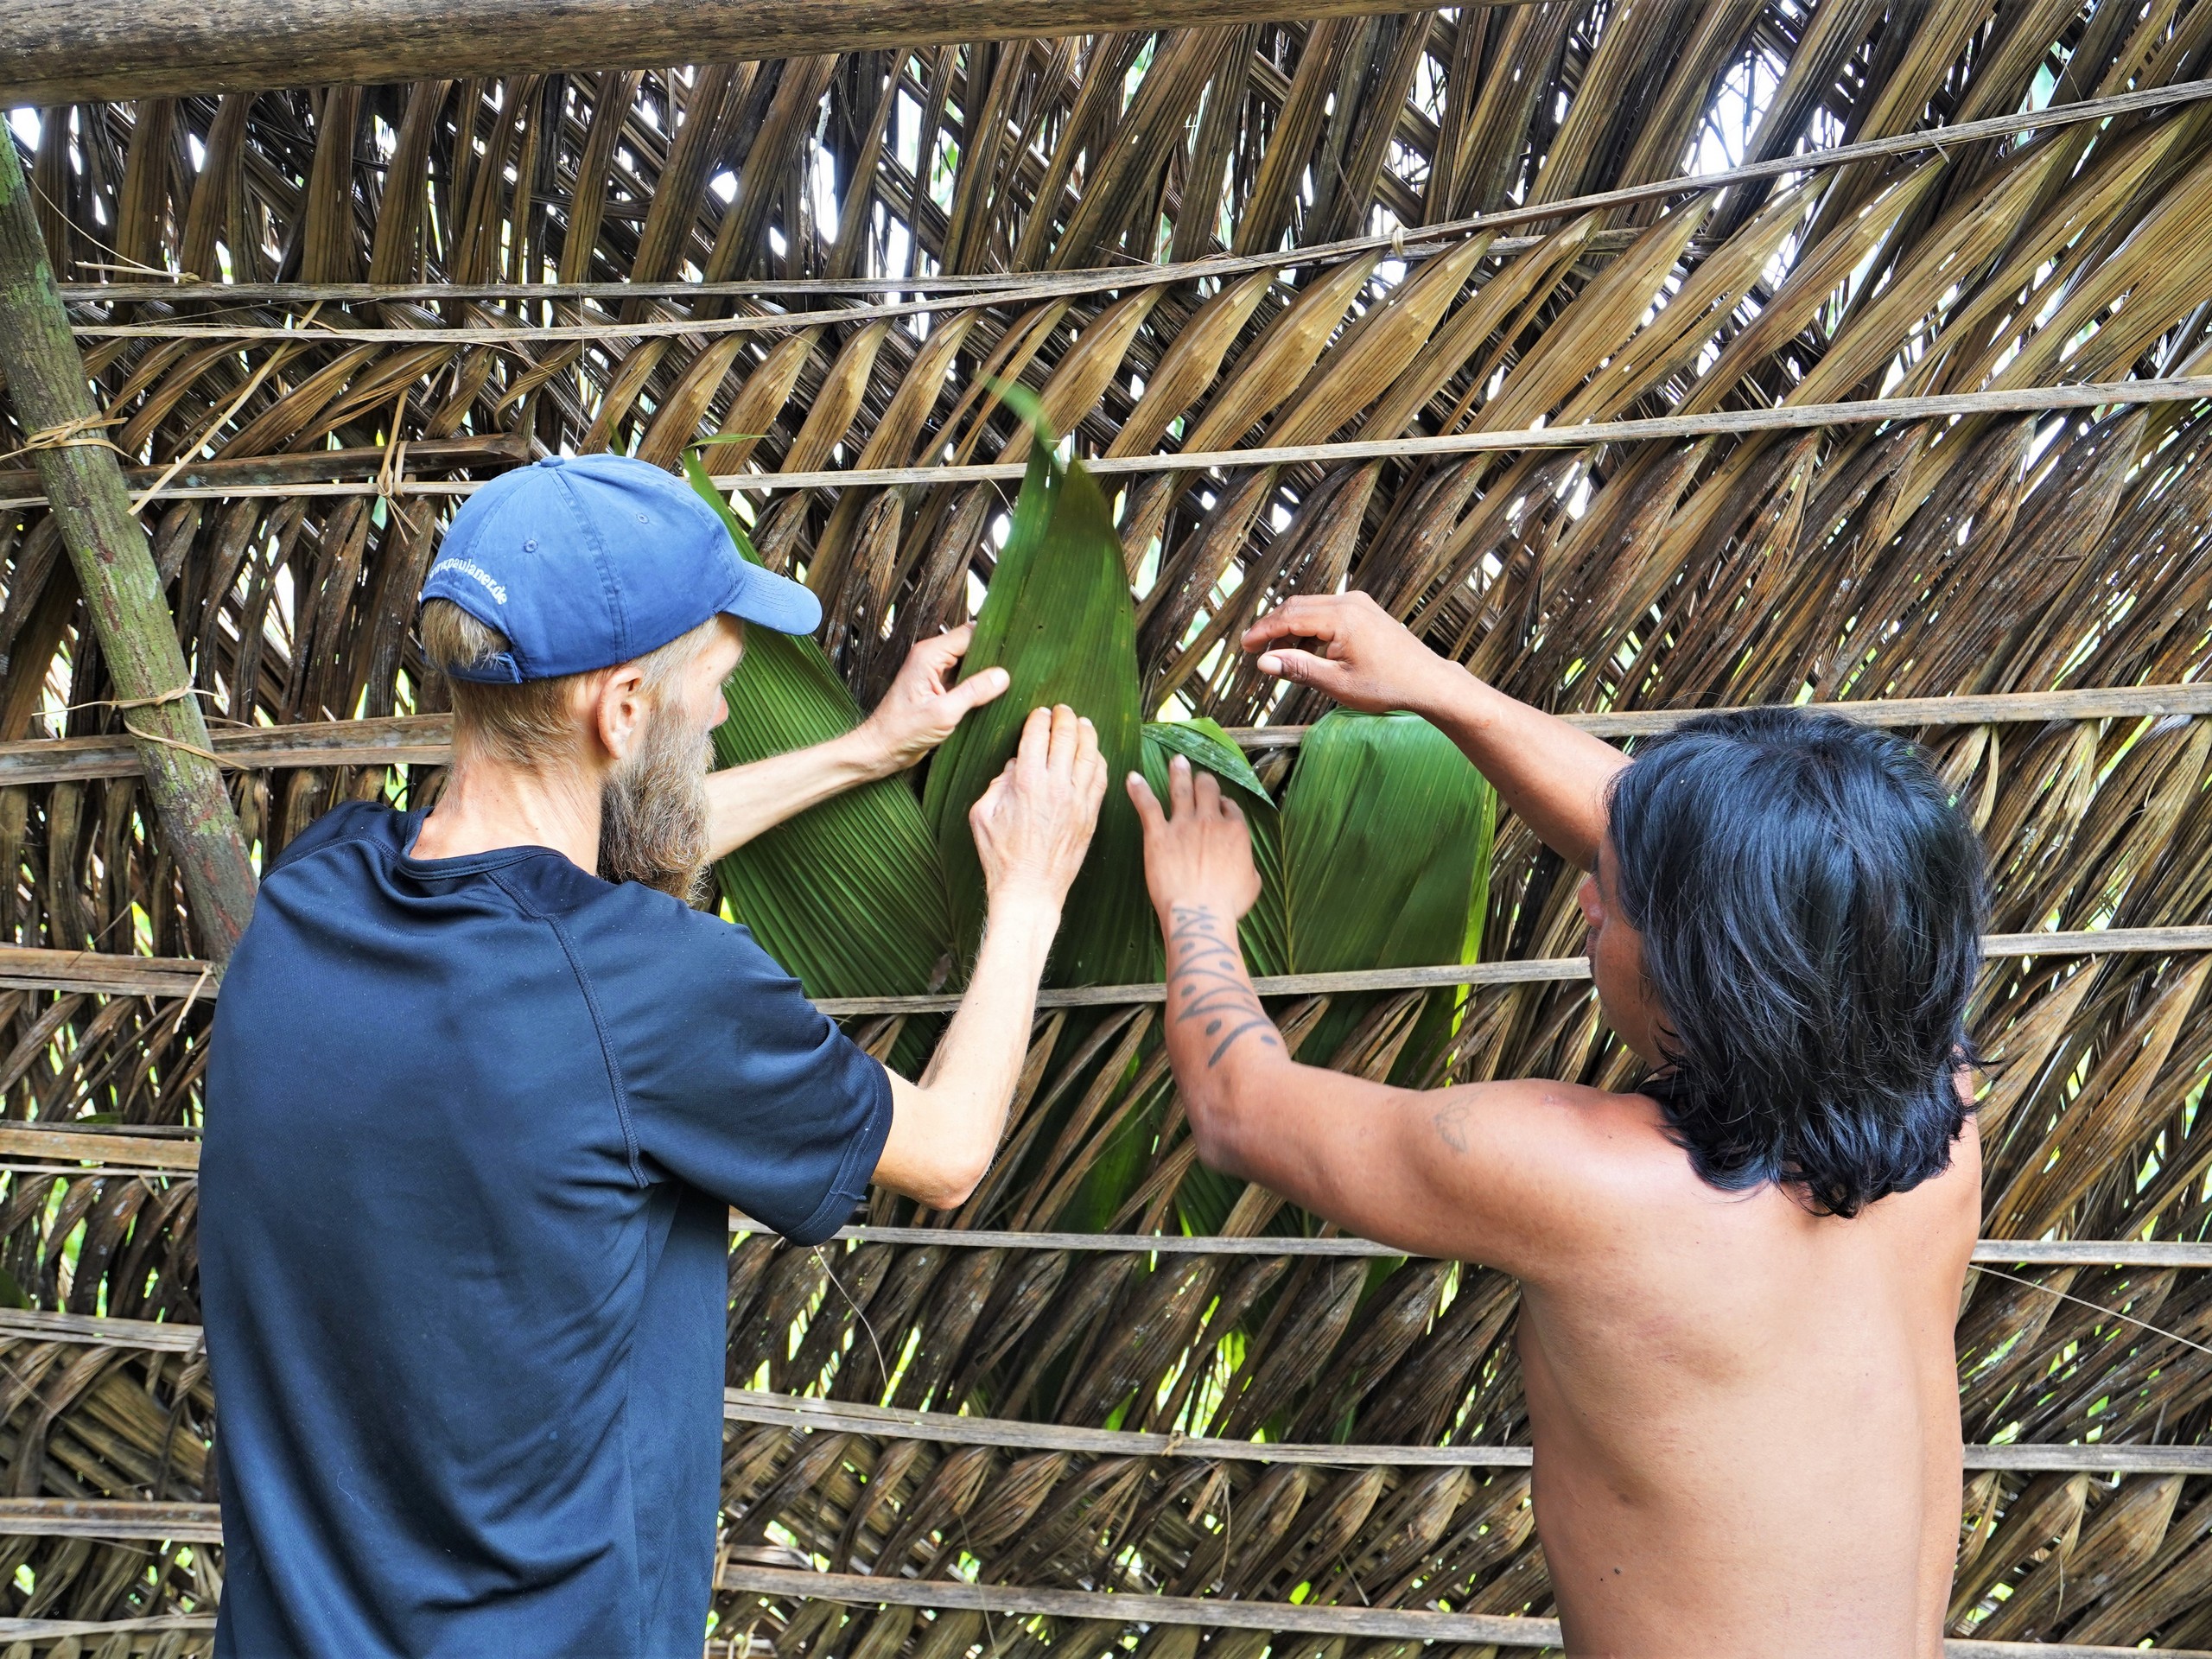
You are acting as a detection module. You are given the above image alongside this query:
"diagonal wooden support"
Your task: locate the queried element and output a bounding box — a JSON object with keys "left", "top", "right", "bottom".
{"left": 0, "top": 133, "right": 257, "bottom": 958}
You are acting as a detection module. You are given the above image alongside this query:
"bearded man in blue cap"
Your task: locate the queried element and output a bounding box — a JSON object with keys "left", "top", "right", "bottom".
{"left": 200, "top": 454, "right": 1107, "bottom": 1657}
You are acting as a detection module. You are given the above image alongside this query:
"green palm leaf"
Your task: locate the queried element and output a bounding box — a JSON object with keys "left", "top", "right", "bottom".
{"left": 1174, "top": 711, "right": 1494, "bottom": 1236}
{"left": 920, "top": 391, "right": 1150, "bottom": 988}
{"left": 1140, "top": 717, "right": 1287, "bottom": 977}
{"left": 1281, "top": 709, "right": 1496, "bottom": 1074}
{"left": 683, "top": 450, "right": 955, "bottom": 1001}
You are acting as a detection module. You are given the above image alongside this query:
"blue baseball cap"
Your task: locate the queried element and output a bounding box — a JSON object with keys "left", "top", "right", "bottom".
{"left": 420, "top": 453, "right": 821, "bottom": 682}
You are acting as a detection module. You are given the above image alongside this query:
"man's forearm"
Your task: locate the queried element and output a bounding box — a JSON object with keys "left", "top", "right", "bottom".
{"left": 924, "top": 893, "right": 1058, "bottom": 1100}
{"left": 1160, "top": 897, "right": 1291, "bottom": 1174}
{"left": 874, "top": 890, "right": 1058, "bottom": 1206}
{"left": 703, "top": 727, "right": 895, "bottom": 861}
{"left": 1409, "top": 666, "right": 1626, "bottom": 872}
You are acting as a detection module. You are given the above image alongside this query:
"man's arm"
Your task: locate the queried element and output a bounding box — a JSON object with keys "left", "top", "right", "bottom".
{"left": 873, "top": 704, "right": 1106, "bottom": 1209}
{"left": 1243, "top": 592, "right": 1626, "bottom": 871}
{"left": 1128, "top": 755, "right": 1603, "bottom": 1274}
{"left": 706, "top": 625, "right": 1008, "bottom": 861}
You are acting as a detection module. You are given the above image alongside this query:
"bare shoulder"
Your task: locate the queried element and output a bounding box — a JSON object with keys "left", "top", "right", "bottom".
{"left": 1439, "top": 1079, "right": 1706, "bottom": 1190}
{"left": 1860, "top": 1111, "right": 1982, "bottom": 1255}
{"left": 1412, "top": 1079, "right": 1712, "bottom": 1268}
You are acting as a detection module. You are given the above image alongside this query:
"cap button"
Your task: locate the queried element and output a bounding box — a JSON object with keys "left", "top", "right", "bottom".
{"left": 538, "top": 454, "right": 567, "bottom": 469}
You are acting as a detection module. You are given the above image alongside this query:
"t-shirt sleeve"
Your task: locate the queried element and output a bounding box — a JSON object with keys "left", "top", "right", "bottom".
{"left": 602, "top": 900, "right": 892, "bottom": 1245}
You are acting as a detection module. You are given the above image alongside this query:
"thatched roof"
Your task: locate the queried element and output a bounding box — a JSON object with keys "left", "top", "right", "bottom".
{"left": 3, "top": 3, "right": 2212, "bottom": 1650}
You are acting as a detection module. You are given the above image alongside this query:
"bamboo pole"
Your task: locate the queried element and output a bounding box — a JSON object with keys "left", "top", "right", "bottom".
{"left": 5, "top": 372, "right": 2207, "bottom": 517}
{"left": 0, "top": 138, "right": 258, "bottom": 957}
{"left": 3, "top": 922, "right": 2206, "bottom": 1004}
{"left": 2, "top": 682, "right": 2206, "bottom": 786}
{"left": 0, "top": 429, "right": 528, "bottom": 505}
{"left": 1, "top": 0, "right": 1460, "bottom": 105}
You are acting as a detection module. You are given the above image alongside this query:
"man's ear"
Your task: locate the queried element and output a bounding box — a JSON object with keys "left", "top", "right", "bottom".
{"left": 588, "top": 661, "right": 652, "bottom": 763}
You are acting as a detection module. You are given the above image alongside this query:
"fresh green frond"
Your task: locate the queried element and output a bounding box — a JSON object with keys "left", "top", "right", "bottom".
{"left": 1280, "top": 710, "right": 1496, "bottom": 1078}
{"left": 685, "top": 449, "right": 955, "bottom": 1003}
{"left": 921, "top": 405, "right": 1151, "bottom": 988}
{"left": 1141, "top": 719, "right": 1288, "bottom": 978}
{"left": 1281, "top": 710, "right": 1494, "bottom": 976}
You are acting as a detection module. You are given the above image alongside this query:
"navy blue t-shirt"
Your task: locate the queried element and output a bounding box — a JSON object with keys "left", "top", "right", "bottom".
{"left": 200, "top": 801, "right": 891, "bottom": 1657}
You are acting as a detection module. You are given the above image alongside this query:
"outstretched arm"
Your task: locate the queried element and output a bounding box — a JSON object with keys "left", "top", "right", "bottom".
{"left": 1128, "top": 754, "right": 1599, "bottom": 1275}
{"left": 874, "top": 704, "right": 1107, "bottom": 1209}
{"left": 706, "top": 625, "right": 1008, "bottom": 861}
{"left": 1243, "top": 593, "right": 1626, "bottom": 871}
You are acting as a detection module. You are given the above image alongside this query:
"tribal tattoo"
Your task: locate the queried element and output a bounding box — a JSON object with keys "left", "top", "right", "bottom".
{"left": 1167, "top": 904, "right": 1281, "bottom": 1068}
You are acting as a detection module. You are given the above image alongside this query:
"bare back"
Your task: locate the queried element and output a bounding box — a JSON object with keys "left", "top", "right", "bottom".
{"left": 1133, "top": 601, "right": 1994, "bottom": 1656}
{"left": 1516, "top": 1095, "right": 1980, "bottom": 1657}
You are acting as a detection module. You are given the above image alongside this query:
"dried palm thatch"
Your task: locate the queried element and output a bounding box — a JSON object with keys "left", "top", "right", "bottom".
{"left": 3, "top": 2, "right": 2212, "bottom": 1651}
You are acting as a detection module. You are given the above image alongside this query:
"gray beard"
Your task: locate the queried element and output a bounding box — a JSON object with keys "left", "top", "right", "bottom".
{"left": 599, "top": 702, "right": 712, "bottom": 900}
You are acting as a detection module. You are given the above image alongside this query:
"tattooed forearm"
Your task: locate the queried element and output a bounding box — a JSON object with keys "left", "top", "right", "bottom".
{"left": 1433, "top": 1099, "right": 1471, "bottom": 1154}
{"left": 1167, "top": 904, "right": 1281, "bottom": 1068}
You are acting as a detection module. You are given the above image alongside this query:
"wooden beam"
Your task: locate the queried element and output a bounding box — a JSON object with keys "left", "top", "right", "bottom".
{"left": 0, "top": 683, "right": 2204, "bottom": 788}
{"left": 2, "top": 925, "right": 2209, "bottom": 1009}
{"left": 0, "top": 1498, "right": 2199, "bottom": 1657}
{"left": 715, "top": 1565, "right": 2206, "bottom": 1657}
{"left": 0, "top": 429, "right": 528, "bottom": 506}
{"left": 752, "top": 1222, "right": 2212, "bottom": 1269}
{"left": 0, "top": 1616, "right": 215, "bottom": 1643}
{"left": 0, "top": 712, "right": 454, "bottom": 785}
{"left": 0, "top": 945, "right": 217, "bottom": 997}
{"left": 0, "top": 0, "right": 1451, "bottom": 107}
{"left": 0, "top": 137, "right": 260, "bottom": 958}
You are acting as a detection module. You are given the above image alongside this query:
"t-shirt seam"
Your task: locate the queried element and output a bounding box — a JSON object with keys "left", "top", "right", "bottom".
{"left": 485, "top": 867, "right": 649, "bottom": 1189}
{"left": 787, "top": 1062, "right": 893, "bottom": 1243}
{"left": 270, "top": 812, "right": 558, "bottom": 886}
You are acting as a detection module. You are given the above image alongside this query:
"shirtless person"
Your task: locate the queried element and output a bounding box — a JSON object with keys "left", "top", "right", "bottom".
{"left": 1126, "top": 591, "right": 1986, "bottom": 1658}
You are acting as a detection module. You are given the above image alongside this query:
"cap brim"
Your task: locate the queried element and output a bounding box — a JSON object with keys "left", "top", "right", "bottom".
{"left": 718, "top": 560, "right": 822, "bottom": 636}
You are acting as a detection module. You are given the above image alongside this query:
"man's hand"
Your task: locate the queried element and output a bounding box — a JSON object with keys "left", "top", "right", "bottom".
{"left": 858, "top": 626, "right": 1010, "bottom": 775}
{"left": 1242, "top": 592, "right": 1469, "bottom": 716}
{"left": 969, "top": 705, "right": 1108, "bottom": 912}
{"left": 1128, "top": 755, "right": 1262, "bottom": 921}
{"left": 880, "top": 704, "right": 1101, "bottom": 1211}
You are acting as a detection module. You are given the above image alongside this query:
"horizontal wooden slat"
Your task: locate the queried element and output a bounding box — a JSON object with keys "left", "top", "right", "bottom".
{"left": 814, "top": 928, "right": 2212, "bottom": 1015}
{"left": 10, "top": 372, "right": 2212, "bottom": 517}
{"left": 1, "top": 0, "right": 1458, "bottom": 106}
{"left": 0, "top": 1124, "right": 201, "bottom": 1171}
{"left": 0, "top": 431, "right": 525, "bottom": 505}
{"left": 722, "top": 1563, "right": 1558, "bottom": 1647}
{"left": 717, "top": 1389, "right": 2212, "bottom": 1474}
{"left": 0, "top": 1613, "right": 216, "bottom": 1641}
{"left": 720, "top": 374, "right": 2212, "bottom": 489}
{"left": 0, "top": 1499, "right": 221, "bottom": 1542}
{"left": 749, "top": 1222, "right": 2212, "bottom": 1269}
{"left": 53, "top": 223, "right": 1615, "bottom": 306}
{"left": 1, "top": 685, "right": 2200, "bottom": 787}
{"left": 723, "top": 1388, "right": 1537, "bottom": 1467}
{"left": 0, "top": 947, "right": 214, "bottom": 998}
{"left": 0, "top": 924, "right": 2205, "bottom": 1019}
{"left": 0, "top": 715, "right": 450, "bottom": 785}
{"left": 716, "top": 1564, "right": 2212, "bottom": 1656}
{"left": 0, "top": 1307, "right": 203, "bottom": 1351}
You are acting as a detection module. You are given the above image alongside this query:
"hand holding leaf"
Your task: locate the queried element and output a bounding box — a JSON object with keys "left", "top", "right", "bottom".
{"left": 970, "top": 705, "right": 1109, "bottom": 913}
{"left": 858, "top": 624, "right": 1010, "bottom": 775}
{"left": 1128, "top": 754, "right": 1263, "bottom": 923}
{"left": 1243, "top": 590, "right": 1469, "bottom": 717}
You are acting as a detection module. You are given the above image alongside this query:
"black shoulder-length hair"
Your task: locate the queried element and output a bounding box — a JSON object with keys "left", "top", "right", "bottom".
{"left": 1605, "top": 707, "right": 1987, "bottom": 1217}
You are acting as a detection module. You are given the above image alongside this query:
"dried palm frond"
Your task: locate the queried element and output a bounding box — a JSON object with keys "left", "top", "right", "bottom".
{"left": 4, "top": 1, "right": 2212, "bottom": 1646}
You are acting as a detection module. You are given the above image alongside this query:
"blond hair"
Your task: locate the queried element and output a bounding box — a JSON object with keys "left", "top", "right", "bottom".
{"left": 419, "top": 600, "right": 717, "bottom": 766}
